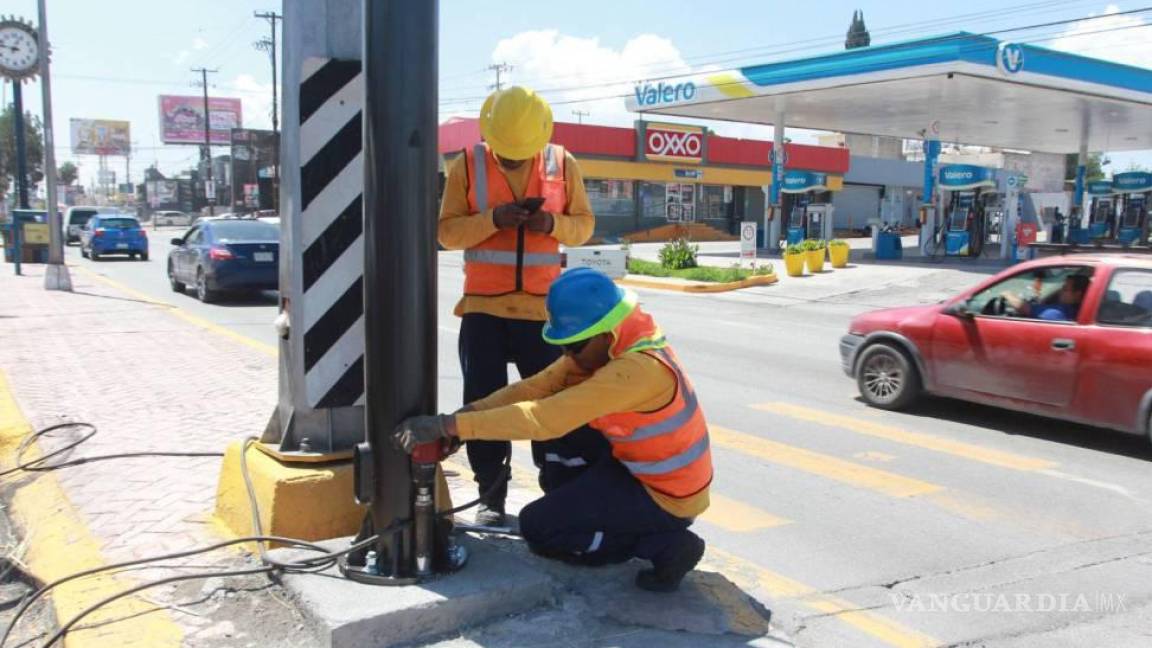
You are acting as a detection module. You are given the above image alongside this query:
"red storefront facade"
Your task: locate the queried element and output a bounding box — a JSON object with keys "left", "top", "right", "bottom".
{"left": 439, "top": 118, "right": 850, "bottom": 239}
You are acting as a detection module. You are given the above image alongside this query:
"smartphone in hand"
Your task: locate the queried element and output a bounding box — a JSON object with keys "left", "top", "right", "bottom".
{"left": 519, "top": 197, "right": 546, "bottom": 214}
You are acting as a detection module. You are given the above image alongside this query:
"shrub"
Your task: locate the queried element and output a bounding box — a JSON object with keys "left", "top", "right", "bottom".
{"left": 800, "top": 239, "right": 825, "bottom": 252}
{"left": 658, "top": 238, "right": 699, "bottom": 270}
{"left": 829, "top": 239, "right": 849, "bottom": 248}
{"left": 784, "top": 243, "right": 805, "bottom": 256}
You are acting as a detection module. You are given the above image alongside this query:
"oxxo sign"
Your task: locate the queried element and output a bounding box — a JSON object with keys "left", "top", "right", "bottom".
{"left": 644, "top": 123, "right": 705, "bottom": 163}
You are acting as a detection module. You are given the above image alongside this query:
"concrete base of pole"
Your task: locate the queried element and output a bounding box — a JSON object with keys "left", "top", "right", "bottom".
{"left": 271, "top": 537, "right": 554, "bottom": 647}
{"left": 42, "top": 264, "right": 73, "bottom": 291}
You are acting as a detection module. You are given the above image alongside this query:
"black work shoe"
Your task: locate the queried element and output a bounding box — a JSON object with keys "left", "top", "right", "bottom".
{"left": 474, "top": 504, "right": 507, "bottom": 527}
{"left": 635, "top": 532, "right": 705, "bottom": 593}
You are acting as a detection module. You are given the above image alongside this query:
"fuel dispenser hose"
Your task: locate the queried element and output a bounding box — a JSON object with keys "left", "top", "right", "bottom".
{"left": 0, "top": 424, "right": 511, "bottom": 648}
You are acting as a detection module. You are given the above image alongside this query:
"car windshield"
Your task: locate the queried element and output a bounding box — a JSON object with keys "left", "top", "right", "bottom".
{"left": 99, "top": 218, "right": 140, "bottom": 230}
{"left": 69, "top": 210, "right": 98, "bottom": 225}
{"left": 210, "top": 221, "right": 279, "bottom": 242}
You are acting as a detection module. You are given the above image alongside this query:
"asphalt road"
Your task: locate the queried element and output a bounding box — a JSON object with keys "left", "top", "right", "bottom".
{"left": 68, "top": 238, "right": 1152, "bottom": 647}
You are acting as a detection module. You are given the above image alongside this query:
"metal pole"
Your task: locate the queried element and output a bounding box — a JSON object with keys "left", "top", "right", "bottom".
{"left": 768, "top": 109, "right": 785, "bottom": 253}
{"left": 255, "top": 11, "right": 281, "bottom": 212}
{"left": 13, "top": 82, "right": 29, "bottom": 210}
{"left": 38, "top": 0, "right": 71, "bottom": 290}
{"left": 361, "top": 0, "right": 439, "bottom": 579}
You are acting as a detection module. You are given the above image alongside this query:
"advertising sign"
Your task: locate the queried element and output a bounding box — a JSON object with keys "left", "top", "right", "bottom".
{"left": 644, "top": 123, "right": 705, "bottom": 163}
{"left": 70, "top": 119, "right": 131, "bottom": 156}
{"left": 159, "top": 95, "right": 243, "bottom": 145}
{"left": 938, "top": 164, "right": 996, "bottom": 190}
{"left": 1113, "top": 172, "right": 1152, "bottom": 192}
{"left": 1087, "top": 181, "right": 1114, "bottom": 195}
{"left": 665, "top": 183, "right": 696, "bottom": 222}
{"left": 780, "top": 171, "right": 830, "bottom": 194}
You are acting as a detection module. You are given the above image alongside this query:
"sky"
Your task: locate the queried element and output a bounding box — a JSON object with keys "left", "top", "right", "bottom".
{"left": 5, "top": 0, "right": 1152, "bottom": 190}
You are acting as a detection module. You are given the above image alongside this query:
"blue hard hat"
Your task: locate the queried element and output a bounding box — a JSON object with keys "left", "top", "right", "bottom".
{"left": 542, "top": 268, "right": 636, "bottom": 345}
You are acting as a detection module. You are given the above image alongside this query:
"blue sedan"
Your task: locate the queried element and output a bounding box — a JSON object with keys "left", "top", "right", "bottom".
{"left": 80, "top": 215, "right": 149, "bottom": 260}
{"left": 167, "top": 219, "right": 279, "bottom": 303}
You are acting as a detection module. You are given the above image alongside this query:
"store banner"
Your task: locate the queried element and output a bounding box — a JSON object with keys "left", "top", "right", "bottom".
{"left": 644, "top": 123, "right": 705, "bottom": 163}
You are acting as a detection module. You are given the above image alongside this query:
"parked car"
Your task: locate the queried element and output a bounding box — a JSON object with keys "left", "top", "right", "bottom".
{"left": 153, "top": 211, "right": 192, "bottom": 227}
{"left": 64, "top": 206, "right": 102, "bottom": 244}
{"left": 167, "top": 219, "right": 279, "bottom": 302}
{"left": 80, "top": 215, "right": 149, "bottom": 261}
{"left": 841, "top": 254, "right": 1152, "bottom": 441}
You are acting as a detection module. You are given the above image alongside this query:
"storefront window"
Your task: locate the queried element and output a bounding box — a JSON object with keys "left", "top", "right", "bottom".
{"left": 585, "top": 179, "right": 635, "bottom": 220}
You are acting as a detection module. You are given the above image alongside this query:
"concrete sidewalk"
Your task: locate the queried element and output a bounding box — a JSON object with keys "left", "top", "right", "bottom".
{"left": 0, "top": 264, "right": 787, "bottom": 648}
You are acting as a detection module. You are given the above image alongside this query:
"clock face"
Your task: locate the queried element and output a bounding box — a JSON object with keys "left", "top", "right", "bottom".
{"left": 0, "top": 25, "right": 39, "bottom": 77}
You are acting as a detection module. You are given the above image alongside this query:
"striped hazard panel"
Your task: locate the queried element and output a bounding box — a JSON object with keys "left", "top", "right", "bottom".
{"left": 299, "top": 57, "right": 365, "bottom": 409}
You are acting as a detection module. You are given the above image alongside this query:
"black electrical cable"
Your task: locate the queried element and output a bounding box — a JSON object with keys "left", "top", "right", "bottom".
{"left": 0, "top": 422, "right": 223, "bottom": 479}
{"left": 0, "top": 425, "right": 511, "bottom": 648}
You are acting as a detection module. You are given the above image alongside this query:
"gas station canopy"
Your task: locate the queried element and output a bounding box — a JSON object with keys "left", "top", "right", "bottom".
{"left": 628, "top": 33, "right": 1152, "bottom": 154}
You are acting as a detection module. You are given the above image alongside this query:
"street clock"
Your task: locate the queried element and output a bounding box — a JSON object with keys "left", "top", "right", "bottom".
{"left": 0, "top": 17, "right": 40, "bottom": 81}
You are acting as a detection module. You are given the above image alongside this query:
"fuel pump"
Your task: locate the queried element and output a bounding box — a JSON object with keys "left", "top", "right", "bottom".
{"left": 781, "top": 170, "right": 836, "bottom": 244}
{"left": 938, "top": 165, "right": 997, "bottom": 257}
{"left": 1113, "top": 172, "right": 1152, "bottom": 246}
{"left": 1086, "top": 180, "right": 1116, "bottom": 241}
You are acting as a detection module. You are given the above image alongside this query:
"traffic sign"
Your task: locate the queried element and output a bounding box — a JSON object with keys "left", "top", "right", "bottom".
{"left": 740, "top": 221, "right": 757, "bottom": 261}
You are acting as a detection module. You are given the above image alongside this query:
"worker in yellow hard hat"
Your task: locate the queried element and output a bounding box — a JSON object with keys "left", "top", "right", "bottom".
{"left": 438, "top": 86, "right": 602, "bottom": 527}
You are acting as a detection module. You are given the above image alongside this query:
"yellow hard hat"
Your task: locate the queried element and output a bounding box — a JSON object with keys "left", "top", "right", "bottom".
{"left": 479, "top": 86, "right": 553, "bottom": 161}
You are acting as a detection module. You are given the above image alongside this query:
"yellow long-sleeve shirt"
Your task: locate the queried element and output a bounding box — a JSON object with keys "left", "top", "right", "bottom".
{"left": 438, "top": 149, "right": 595, "bottom": 321}
{"left": 456, "top": 352, "right": 711, "bottom": 519}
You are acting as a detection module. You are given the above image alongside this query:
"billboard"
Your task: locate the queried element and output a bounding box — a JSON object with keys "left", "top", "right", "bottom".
{"left": 159, "top": 95, "right": 243, "bottom": 145}
{"left": 70, "top": 119, "right": 131, "bottom": 156}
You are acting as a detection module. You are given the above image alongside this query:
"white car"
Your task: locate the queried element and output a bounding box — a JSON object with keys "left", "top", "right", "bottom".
{"left": 153, "top": 211, "right": 192, "bottom": 227}
{"left": 64, "top": 206, "right": 104, "bottom": 245}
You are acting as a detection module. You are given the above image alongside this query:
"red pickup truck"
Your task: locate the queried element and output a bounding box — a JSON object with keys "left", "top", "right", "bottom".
{"left": 841, "top": 254, "right": 1152, "bottom": 442}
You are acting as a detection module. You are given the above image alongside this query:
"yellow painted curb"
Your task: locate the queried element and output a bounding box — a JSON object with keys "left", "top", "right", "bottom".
{"left": 214, "top": 441, "right": 366, "bottom": 547}
{"left": 0, "top": 370, "right": 183, "bottom": 648}
{"left": 618, "top": 273, "right": 778, "bottom": 293}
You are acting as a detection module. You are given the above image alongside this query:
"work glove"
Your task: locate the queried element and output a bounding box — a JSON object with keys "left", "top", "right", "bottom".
{"left": 393, "top": 415, "right": 452, "bottom": 453}
{"left": 524, "top": 210, "right": 555, "bottom": 234}
{"left": 492, "top": 203, "right": 529, "bottom": 230}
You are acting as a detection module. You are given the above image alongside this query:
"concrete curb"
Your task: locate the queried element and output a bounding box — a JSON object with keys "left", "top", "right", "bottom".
{"left": 618, "top": 273, "right": 778, "bottom": 293}
{"left": 0, "top": 370, "right": 184, "bottom": 648}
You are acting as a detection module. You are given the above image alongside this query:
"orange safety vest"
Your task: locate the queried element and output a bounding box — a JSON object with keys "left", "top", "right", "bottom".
{"left": 589, "top": 308, "right": 713, "bottom": 500}
{"left": 463, "top": 143, "right": 567, "bottom": 296}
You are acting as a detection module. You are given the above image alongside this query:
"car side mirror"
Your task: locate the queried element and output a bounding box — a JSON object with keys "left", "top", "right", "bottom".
{"left": 945, "top": 301, "right": 973, "bottom": 318}
{"left": 170, "top": 238, "right": 183, "bottom": 246}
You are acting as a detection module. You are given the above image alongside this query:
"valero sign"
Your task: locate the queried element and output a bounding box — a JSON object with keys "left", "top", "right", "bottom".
{"left": 1087, "top": 180, "right": 1114, "bottom": 195}
{"left": 644, "top": 123, "right": 705, "bottom": 163}
{"left": 634, "top": 81, "right": 697, "bottom": 107}
{"left": 780, "top": 170, "right": 829, "bottom": 193}
{"left": 1112, "top": 172, "right": 1152, "bottom": 192}
{"left": 938, "top": 164, "right": 996, "bottom": 190}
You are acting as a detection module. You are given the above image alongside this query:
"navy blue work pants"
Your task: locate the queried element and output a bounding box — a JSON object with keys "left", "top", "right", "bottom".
{"left": 458, "top": 313, "right": 609, "bottom": 508}
{"left": 519, "top": 454, "right": 695, "bottom": 566}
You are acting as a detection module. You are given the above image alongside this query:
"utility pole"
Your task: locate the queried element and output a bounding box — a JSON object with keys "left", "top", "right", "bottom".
{"left": 572, "top": 109, "right": 589, "bottom": 124}
{"left": 38, "top": 0, "right": 71, "bottom": 290}
{"left": 254, "top": 10, "right": 281, "bottom": 211}
{"left": 12, "top": 81, "right": 29, "bottom": 210}
{"left": 487, "top": 62, "right": 512, "bottom": 91}
{"left": 191, "top": 67, "right": 218, "bottom": 215}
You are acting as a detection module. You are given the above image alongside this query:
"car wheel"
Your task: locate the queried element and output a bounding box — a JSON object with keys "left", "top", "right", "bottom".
{"left": 80, "top": 246, "right": 88, "bottom": 259}
{"left": 856, "top": 343, "right": 921, "bottom": 410}
{"left": 90, "top": 250, "right": 101, "bottom": 261}
{"left": 196, "top": 268, "right": 217, "bottom": 303}
{"left": 140, "top": 251, "right": 149, "bottom": 262}
{"left": 168, "top": 262, "right": 186, "bottom": 293}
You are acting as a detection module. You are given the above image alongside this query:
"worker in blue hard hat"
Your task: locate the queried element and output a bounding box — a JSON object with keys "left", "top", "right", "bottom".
{"left": 395, "top": 268, "right": 712, "bottom": 592}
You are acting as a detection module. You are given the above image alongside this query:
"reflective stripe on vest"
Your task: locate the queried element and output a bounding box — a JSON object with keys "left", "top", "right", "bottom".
{"left": 464, "top": 249, "right": 562, "bottom": 266}
{"left": 544, "top": 143, "right": 561, "bottom": 178}
{"left": 621, "top": 434, "right": 710, "bottom": 476}
{"left": 472, "top": 144, "right": 489, "bottom": 211}
{"left": 626, "top": 353, "right": 699, "bottom": 443}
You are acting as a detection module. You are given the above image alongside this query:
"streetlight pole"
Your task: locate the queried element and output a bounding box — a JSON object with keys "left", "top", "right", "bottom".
{"left": 37, "top": 0, "right": 70, "bottom": 289}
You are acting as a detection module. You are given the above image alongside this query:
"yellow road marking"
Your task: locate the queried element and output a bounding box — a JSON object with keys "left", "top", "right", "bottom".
{"left": 701, "top": 494, "right": 792, "bottom": 532}
{"left": 0, "top": 370, "right": 183, "bottom": 647}
{"left": 710, "top": 425, "right": 941, "bottom": 498}
{"left": 703, "top": 546, "right": 937, "bottom": 648}
{"left": 754, "top": 402, "right": 1057, "bottom": 472}
{"left": 73, "top": 265, "right": 278, "bottom": 358}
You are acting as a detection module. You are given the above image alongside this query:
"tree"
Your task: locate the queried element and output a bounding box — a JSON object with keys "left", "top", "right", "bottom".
{"left": 0, "top": 103, "right": 46, "bottom": 201}
{"left": 144, "top": 165, "right": 166, "bottom": 182}
{"left": 58, "top": 161, "right": 79, "bottom": 186}
{"left": 1064, "top": 152, "right": 1108, "bottom": 182}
